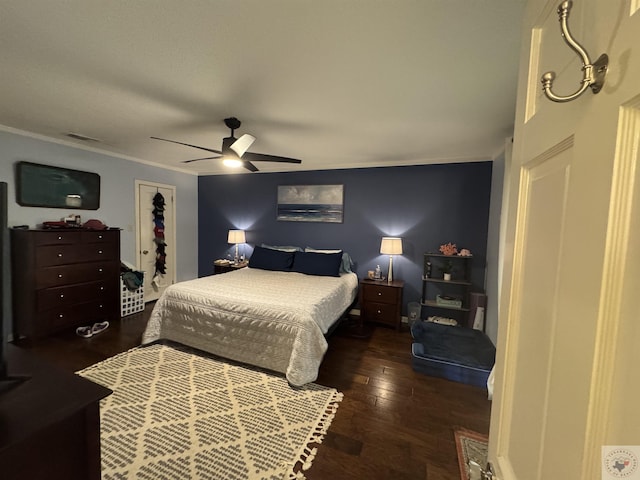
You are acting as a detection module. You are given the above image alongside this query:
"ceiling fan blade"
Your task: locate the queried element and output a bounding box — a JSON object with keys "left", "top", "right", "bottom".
{"left": 242, "top": 161, "right": 259, "bottom": 172}
{"left": 150, "top": 136, "right": 223, "bottom": 155}
{"left": 230, "top": 134, "right": 256, "bottom": 157}
{"left": 181, "top": 156, "right": 222, "bottom": 164}
{"left": 242, "top": 152, "right": 302, "bottom": 164}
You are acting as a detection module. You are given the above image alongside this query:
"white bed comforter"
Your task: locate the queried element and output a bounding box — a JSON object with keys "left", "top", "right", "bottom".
{"left": 142, "top": 268, "right": 358, "bottom": 385}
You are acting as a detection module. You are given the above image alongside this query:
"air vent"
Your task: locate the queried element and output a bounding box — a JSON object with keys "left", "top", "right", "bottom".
{"left": 66, "top": 132, "right": 101, "bottom": 142}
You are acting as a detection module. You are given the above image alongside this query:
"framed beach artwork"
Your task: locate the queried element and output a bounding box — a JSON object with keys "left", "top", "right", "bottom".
{"left": 277, "top": 185, "right": 344, "bottom": 223}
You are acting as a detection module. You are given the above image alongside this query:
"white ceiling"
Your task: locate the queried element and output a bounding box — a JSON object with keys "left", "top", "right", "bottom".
{"left": 0, "top": 0, "right": 526, "bottom": 175}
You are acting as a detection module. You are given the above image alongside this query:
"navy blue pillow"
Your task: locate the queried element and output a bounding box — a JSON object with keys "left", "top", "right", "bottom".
{"left": 249, "top": 245, "right": 294, "bottom": 271}
{"left": 291, "top": 251, "right": 342, "bottom": 277}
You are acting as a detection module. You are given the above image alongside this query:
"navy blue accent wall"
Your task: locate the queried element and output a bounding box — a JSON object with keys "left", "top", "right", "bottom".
{"left": 198, "top": 162, "right": 492, "bottom": 314}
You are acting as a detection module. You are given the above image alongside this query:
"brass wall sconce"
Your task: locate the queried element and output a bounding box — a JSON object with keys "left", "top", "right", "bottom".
{"left": 541, "top": 1, "right": 608, "bottom": 103}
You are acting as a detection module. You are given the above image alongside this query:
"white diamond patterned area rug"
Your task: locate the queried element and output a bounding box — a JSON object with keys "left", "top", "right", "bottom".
{"left": 77, "top": 343, "right": 343, "bottom": 480}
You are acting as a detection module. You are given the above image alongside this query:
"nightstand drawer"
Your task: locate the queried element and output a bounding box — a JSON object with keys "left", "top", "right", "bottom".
{"left": 363, "top": 284, "right": 398, "bottom": 304}
{"left": 365, "top": 301, "right": 398, "bottom": 326}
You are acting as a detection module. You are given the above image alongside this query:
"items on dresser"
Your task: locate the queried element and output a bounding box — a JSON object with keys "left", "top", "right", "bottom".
{"left": 11, "top": 228, "right": 121, "bottom": 339}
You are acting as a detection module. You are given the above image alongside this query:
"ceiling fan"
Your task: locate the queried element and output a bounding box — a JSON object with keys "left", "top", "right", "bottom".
{"left": 151, "top": 117, "right": 302, "bottom": 172}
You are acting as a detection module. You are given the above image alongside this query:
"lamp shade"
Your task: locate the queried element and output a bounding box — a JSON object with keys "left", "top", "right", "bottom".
{"left": 380, "top": 237, "right": 403, "bottom": 255}
{"left": 227, "top": 229, "right": 246, "bottom": 244}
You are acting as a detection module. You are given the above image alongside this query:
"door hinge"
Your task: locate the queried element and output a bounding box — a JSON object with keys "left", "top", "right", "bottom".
{"left": 469, "top": 461, "right": 495, "bottom": 480}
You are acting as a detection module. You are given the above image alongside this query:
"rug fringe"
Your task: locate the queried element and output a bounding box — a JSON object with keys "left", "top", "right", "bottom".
{"left": 283, "top": 390, "right": 344, "bottom": 479}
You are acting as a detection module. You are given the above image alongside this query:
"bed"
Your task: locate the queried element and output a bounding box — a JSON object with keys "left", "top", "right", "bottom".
{"left": 142, "top": 248, "right": 358, "bottom": 386}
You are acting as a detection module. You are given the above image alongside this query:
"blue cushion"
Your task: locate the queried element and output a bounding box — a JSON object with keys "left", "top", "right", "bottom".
{"left": 249, "top": 245, "right": 294, "bottom": 271}
{"left": 292, "top": 251, "right": 342, "bottom": 277}
{"left": 304, "top": 247, "right": 353, "bottom": 273}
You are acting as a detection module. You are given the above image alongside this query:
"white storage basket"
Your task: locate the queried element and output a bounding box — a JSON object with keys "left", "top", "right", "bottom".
{"left": 120, "top": 277, "right": 145, "bottom": 316}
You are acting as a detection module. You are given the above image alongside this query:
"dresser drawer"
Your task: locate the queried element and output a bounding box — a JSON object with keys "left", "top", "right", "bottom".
{"left": 31, "top": 230, "right": 82, "bottom": 246}
{"left": 37, "top": 280, "right": 116, "bottom": 312}
{"left": 36, "top": 242, "right": 119, "bottom": 267}
{"left": 36, "top": 262, "right": 118, "bottom": 289}
{"left": 364, "top": 302, "right": 398, "bottom": 326}
{"left": 81, "top": 230, "right": 118, "bottom": 244}
{"left": 43, "top": 300, "right": 113, "bottom": 331}
{"left": 76, "top": 242, "right": 119, "bottom": 262}
{"left": 36, "top": 245, "right": 83, "bottom": 267}
{"left": 362, "top": 284, "right": 398, "bottom": 304}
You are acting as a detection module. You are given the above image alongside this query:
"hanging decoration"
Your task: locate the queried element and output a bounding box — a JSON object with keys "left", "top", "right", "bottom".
{"left": 152, "top": 192, "right": 167, "bottom": 283}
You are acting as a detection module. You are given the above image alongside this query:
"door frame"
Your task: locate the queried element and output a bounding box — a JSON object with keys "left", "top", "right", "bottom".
{"left": 134, "top": 179, "right": 177, "bottom": 294}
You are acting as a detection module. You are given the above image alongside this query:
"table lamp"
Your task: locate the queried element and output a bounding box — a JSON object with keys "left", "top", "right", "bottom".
{"left": 380, "top": 237, "right": 402, "bottom": 282}
{"left": 227, "top": 230, "right": 246, "bottom": 264}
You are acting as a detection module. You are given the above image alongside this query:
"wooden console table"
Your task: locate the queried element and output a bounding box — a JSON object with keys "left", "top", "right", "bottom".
{"left": 0, "top": 345, "right": 111, "bottom": 480}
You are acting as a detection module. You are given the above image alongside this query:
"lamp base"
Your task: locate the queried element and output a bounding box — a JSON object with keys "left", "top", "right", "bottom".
{"left": 387, "top": 255, "right": 394, "bottom": 283}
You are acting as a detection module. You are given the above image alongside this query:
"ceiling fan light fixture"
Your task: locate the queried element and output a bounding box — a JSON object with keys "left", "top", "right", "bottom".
{"left": 222, "top": 158, "right": 243, "bottom": 168}
{"left": 230, "top": 134, "right": 256, "bottom": 157}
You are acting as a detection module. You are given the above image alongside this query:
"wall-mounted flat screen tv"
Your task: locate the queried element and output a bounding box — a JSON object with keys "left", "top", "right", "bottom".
{"left": 15, "top": 161, "right": 100, "bottom": 210}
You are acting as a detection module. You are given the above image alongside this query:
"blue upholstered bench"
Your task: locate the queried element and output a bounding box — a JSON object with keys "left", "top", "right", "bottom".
{"left": 410, "top": 321, "right": 495, "bottom": 387}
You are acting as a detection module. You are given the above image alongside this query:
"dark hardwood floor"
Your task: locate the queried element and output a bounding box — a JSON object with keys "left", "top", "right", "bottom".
{"left": 14, "top": 303, "right": 491, "bottom": 479}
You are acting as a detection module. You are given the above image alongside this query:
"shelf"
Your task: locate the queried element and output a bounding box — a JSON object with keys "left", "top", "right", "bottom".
{"left": 422, "top": 300, "right": 470, "bottom": 312}
{"left": 424, "top": 253, "right": 473, "bottom": 259}
{"left": 422, "top": 276, "right": 471, "bottom": 286}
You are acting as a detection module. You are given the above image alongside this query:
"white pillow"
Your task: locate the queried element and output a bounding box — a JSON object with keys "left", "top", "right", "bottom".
{"left": 261, "top": 243, "right": 302, "bottom": 252}
{"left": 305, "top": 247, "right": 340, "bottom": 254}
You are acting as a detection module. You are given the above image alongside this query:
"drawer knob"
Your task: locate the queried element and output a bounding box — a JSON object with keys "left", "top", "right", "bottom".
{"left": 99, "top": 304, "right": 103, "bottom": 308}
{"left": 59, "top": 294, "right": 64, "bottom": 299}
{"left": 377, "top": 310, "right": 382, "bottom": 314}
{"left": 98, "top": 250, "right": 103, "bottom": 254}
{"left": 98, "top": 268, "right": 103, "bottom": 272}
{"left": 58, "top": 314, "right": 63, "bottom": 318}
{"left": 377, "top": 292, "right": 382, "bottom": 296}
{"left": 58, "top": 274, "right": 63, "bottom": 278}
{"left": 98, "top": 235, "right": 103, "bottom": 239}
{"left": 100, "top": 286, "right": 104, "bottom": 291}
{"left": 57, "top": 253, "right": 63, "bottom": 257}
{"left": 57, "top": 236, "right": 62, "bottom": 240}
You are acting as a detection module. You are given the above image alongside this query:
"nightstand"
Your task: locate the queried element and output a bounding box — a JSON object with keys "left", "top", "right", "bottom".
{"left": 213, "top": 261, "right": 248, "bottom": 274}
{"left": 359, "top": 278, "right": 404, "bottom": 331}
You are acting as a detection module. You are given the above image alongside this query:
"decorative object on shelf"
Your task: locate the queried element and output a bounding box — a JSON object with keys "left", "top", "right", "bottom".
{"left": 541, "top": 0, "right": 608, "bottom": 103}
{"left": 439, "top": 242, "right": 458, "bottom": 256}
{"left": 227, "top": 229, "right": 246, "bottom": 264}
{"left": 380, "top": 237, "right": 403, "bottom": 282}
{"left": 441, "top": 259, "right": 454, "bottom": 280}
{"left": 436, "top": 295, "right": 463, "bottom": 308}
{"left": 428, "top": 315, "right": 458, "bottom": 326}
{"left": 459, "top": 248, "right": 472, "bottom": 257}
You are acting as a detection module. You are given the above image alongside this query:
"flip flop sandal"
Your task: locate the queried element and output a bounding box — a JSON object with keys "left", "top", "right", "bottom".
{"left": 91, "top": 321, "right": 109, "bottom": 335}
{"left": 76, "top": 325, "right": 93, "bottom": 338}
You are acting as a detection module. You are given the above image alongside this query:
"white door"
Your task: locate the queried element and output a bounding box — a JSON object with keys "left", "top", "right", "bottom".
{"left": 490, "top": 1, "right": 640, "bottom": 479}
{"left": 136, "top": 181, "right": 176, "bottom": 302}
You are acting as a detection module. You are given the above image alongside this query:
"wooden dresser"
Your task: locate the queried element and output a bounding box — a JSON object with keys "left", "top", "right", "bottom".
{"left": 0, "top": 344, "right": 111, "bottom": 480}
{"left": 11, "top": 228, "right": 120, "bottom": 339}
